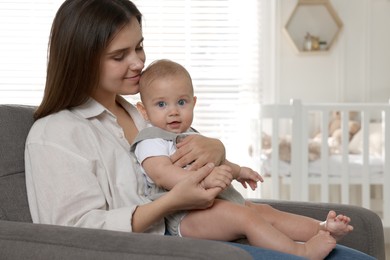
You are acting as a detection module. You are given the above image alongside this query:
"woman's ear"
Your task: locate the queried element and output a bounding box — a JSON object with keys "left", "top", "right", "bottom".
{"left": 136, "top": 102, "right": 149, "bottom": 121}
{"left": 193, "top": 96, "right": 197, "bottom": 107}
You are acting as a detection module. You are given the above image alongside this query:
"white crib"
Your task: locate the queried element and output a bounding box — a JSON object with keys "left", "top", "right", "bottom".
{"left": 259, "top": 99, "right": 390, "bottom": 227}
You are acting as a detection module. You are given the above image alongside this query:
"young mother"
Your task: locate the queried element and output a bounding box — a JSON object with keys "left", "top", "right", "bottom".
{"left": 24, "top": 0, "right": 373, "bottom": 259}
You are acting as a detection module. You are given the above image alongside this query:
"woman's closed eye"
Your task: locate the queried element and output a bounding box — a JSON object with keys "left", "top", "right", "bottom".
{"left": 112, "top": 52, "right": 125, "bottom": 61}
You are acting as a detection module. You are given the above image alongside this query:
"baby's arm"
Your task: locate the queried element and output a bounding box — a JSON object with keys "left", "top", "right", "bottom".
{"left": 142, "top": 156, "right": 190, "bottom": 190}
{"left": 136, "top": 138, "right": 248, "bottom": 191}
{"left": 142, "top": 156, "right": 232, "bottom": 191}
{"left": 134, "top": 137, "right": 195, "bottom": 190}
{"left": 223, "top": 160, "right": 263, "bottom": 190}
{"left": 200, "top": 165, "right": 234, "bottom": 190}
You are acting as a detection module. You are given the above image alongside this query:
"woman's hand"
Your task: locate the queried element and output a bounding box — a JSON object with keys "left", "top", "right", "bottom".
{"left": 132, "top": 163, "right": 220, "bottom": 232}
{"left": 171, "top": 135, "right": 225, "bottom": 170}
{"left": 166, "top": 163, "right": 222, "bottom": 212}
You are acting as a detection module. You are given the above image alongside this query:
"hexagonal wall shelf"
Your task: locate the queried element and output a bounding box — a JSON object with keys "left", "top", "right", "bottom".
{"left": 284, "top": 0, "right": 343, "bottom": 53}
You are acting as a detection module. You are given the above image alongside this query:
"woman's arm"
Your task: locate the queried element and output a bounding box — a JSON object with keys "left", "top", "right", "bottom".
{"left": 171, "top": 135, "right": 226, "bottom": 170}
{"left": 26, "top": 140, "right": 221, "bottom": 233}
{"left": 131, "top": 163, "right": 222, "bottom": 232}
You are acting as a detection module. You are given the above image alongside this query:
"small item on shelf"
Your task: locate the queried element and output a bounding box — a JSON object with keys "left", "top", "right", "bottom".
{"left": 319, "top": 41, "right": 327, "bottom": 50}
{"left": 303, "top": 33, "right": 323, "bottom": 51}
{"left": 303, "top": 32, "right": 312, "bottom": 51}
{"left": 311, "top": 36, "right": 320, "bottom": 51}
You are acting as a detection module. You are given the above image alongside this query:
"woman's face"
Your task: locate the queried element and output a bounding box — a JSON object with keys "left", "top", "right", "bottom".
{"left": 96, "top": 17, "right": 145, "bottom": 101}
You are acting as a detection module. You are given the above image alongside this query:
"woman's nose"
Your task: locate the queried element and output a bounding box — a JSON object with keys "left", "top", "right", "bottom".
{"left": 128, "top": 54, "right": 144, "bottom": 71}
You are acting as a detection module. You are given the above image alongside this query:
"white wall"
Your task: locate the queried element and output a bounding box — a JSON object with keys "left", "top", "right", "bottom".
{"left": 273, "top": 0, "right": 390, "bottom": 103}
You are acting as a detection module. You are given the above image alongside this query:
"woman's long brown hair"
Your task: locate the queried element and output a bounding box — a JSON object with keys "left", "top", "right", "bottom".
{"left": 34, "top": 0, "right": 142, "bottom": 120}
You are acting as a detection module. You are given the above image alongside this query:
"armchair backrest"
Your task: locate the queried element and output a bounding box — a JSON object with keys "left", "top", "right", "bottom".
{"left": 0, "top": 105, "right": 34, "bottom": 222}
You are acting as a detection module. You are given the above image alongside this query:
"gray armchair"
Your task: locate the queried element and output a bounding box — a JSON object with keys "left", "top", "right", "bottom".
{"left": 0, "top": 104, "right": 385, "bottom": 259}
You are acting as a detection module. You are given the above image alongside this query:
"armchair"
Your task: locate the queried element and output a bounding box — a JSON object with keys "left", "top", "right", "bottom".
{"left": 0, "top": 104, "right": 385, "bottom": 259}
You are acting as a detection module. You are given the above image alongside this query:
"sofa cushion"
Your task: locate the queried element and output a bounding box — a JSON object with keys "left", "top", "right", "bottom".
{"left": 0, "top": 105, "right": 35, "bottom": 222}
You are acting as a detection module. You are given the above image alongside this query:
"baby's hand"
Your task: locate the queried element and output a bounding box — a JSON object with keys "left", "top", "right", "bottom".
{"left": 236, "top": 167, "right": 263, "bottom": 190}
{"left": 202, "top": 165, "right": 233, "bottom": 190}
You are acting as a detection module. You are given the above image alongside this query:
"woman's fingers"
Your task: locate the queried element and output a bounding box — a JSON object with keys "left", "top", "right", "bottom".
{"left": 171, "top": 135, "right": 225, "bottom": 170}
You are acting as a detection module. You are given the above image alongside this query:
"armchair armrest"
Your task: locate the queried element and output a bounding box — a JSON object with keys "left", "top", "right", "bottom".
{"left": 0, "top": 220, "right": 251, "bottom": 260}
{"left": 256, "top": 199, "right": 385, "bottom": 260}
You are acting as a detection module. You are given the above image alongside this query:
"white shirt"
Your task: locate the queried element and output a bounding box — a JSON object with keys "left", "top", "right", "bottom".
{"left": 25, "top": 97, "right": 165, "bottom": 234}
{"left": 134, "top": 128, "right": 196, "bottom": 186}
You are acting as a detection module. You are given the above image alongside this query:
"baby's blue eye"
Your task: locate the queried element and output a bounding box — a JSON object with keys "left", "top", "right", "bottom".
{"left": 178, "top": 99, "right": 186, "bottom": 106}
{"left": 157, "top": 101, "right": 166, "bottom": 108}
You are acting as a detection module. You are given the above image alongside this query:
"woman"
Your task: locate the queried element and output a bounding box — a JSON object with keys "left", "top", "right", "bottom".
{"left": 24, "top": 0, "right": 374, "bottom": 259}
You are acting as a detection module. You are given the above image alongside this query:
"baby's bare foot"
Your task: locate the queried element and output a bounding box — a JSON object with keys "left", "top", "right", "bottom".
{"left": 304, "top": 230, "right": 336, "bottom": 260}
{"left": 322, "top": 210, "right": 353, "bottom": 241}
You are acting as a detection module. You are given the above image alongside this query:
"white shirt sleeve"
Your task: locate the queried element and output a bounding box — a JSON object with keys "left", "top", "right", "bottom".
{"left": 134, "top": 138, "right": 174, "bottom": 185}
{"left": 134, "top": 138, "right": 173, "bottom": 164}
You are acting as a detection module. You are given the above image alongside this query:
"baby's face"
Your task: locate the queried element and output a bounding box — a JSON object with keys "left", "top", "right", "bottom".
{"left": 141, "top": 74, "right": 196, "bottom": 134}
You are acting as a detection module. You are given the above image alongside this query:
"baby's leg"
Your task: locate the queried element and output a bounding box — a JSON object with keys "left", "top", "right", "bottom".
{"left": 245, "top": 202, "right": 323, "bottom": 242}
{"left": 180, "top": 199, "right": 336, "bottom": 259}
{"left": 179, "top": 200, "right": 245, "bottom": 241}
{"left": 303, "top": 230, "right": 337, "bottom": 260}
{"left": 321, "top": 210, "right": 353, "bottom": 241}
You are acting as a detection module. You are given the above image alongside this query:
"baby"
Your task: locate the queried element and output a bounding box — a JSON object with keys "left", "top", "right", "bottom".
{"left": 132, "top": 59, "right": 353, "bottom": 260}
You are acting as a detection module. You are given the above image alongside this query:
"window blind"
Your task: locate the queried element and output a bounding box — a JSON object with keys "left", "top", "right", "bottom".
{"left": 0, "top": 0, "right": 63, "bottom": 105}
{"left": 132, "top": 0, "right": 263, "bottom": 161}
{"left": 0, "top": 0, "right": 264, "bottom": 165}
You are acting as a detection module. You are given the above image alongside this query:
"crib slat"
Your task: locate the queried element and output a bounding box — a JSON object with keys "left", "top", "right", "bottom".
{"left": 341, "top": 111, "right": 350, "bottom": 204}
{"left": 301, "top": 107, "right": 309, "bottom": 201}
{"left": 320, "top": 111, "right": 330, "bottom": 202}
{"left": 291, "top": 99, "right": 304, "bottom": 201}
{"left": 361, "top": 110, "right": 370, "bottom": 209}
{"left": 271, "top": 113, "right": 280, "bottom": 199}
{"left": 383, "top": 106, "right": 390, "bottom": 227}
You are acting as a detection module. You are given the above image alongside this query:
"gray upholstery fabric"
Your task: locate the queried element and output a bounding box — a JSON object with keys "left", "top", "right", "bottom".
{"left": 0, "top": 105, "right": 34, "bottom": 222}
{"left": 0, "top": 104, "right": 386, "bottom": 260}
{"left": 0, "top": 221, "right": 250, "bottom": 260}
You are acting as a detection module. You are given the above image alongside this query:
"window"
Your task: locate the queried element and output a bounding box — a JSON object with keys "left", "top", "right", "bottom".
{"left": 132, "top": 0, "right": 264, "bottom": 165}
{"left": 0, "top": 0, "right": 267, "bottom": 175}
{"left": 0, "top": 0, "right": 63, "bottom": 105}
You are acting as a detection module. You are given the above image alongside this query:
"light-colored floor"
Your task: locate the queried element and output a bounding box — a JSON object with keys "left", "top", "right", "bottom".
{"left": 385, "top": 243, "right": 389, "bottom": 260}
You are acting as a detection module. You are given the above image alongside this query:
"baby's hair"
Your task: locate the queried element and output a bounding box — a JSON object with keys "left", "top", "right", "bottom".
{"left": 139, "top": 59, "right": 193, "bottom": 101}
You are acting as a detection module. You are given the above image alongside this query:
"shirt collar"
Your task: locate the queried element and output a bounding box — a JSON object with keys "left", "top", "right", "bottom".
{"left": 71, "top": 96, "right": 147, "bottom": 130}
{"left": 71, "top": 98, "right": 109, "bottom": 119}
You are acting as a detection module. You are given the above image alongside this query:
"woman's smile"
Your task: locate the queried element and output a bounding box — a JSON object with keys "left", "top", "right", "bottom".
{"left": 124, "top": 74, "right": 141, "bottom": 82}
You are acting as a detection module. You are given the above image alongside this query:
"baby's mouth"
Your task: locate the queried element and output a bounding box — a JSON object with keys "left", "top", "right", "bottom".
{"left": 168, "top": 121, "right": 181, "bottom": 128}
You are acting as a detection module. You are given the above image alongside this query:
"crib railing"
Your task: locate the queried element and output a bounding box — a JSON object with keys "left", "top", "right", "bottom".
{"left": 260, "top": 99, "right": 390, "bottom": 227}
